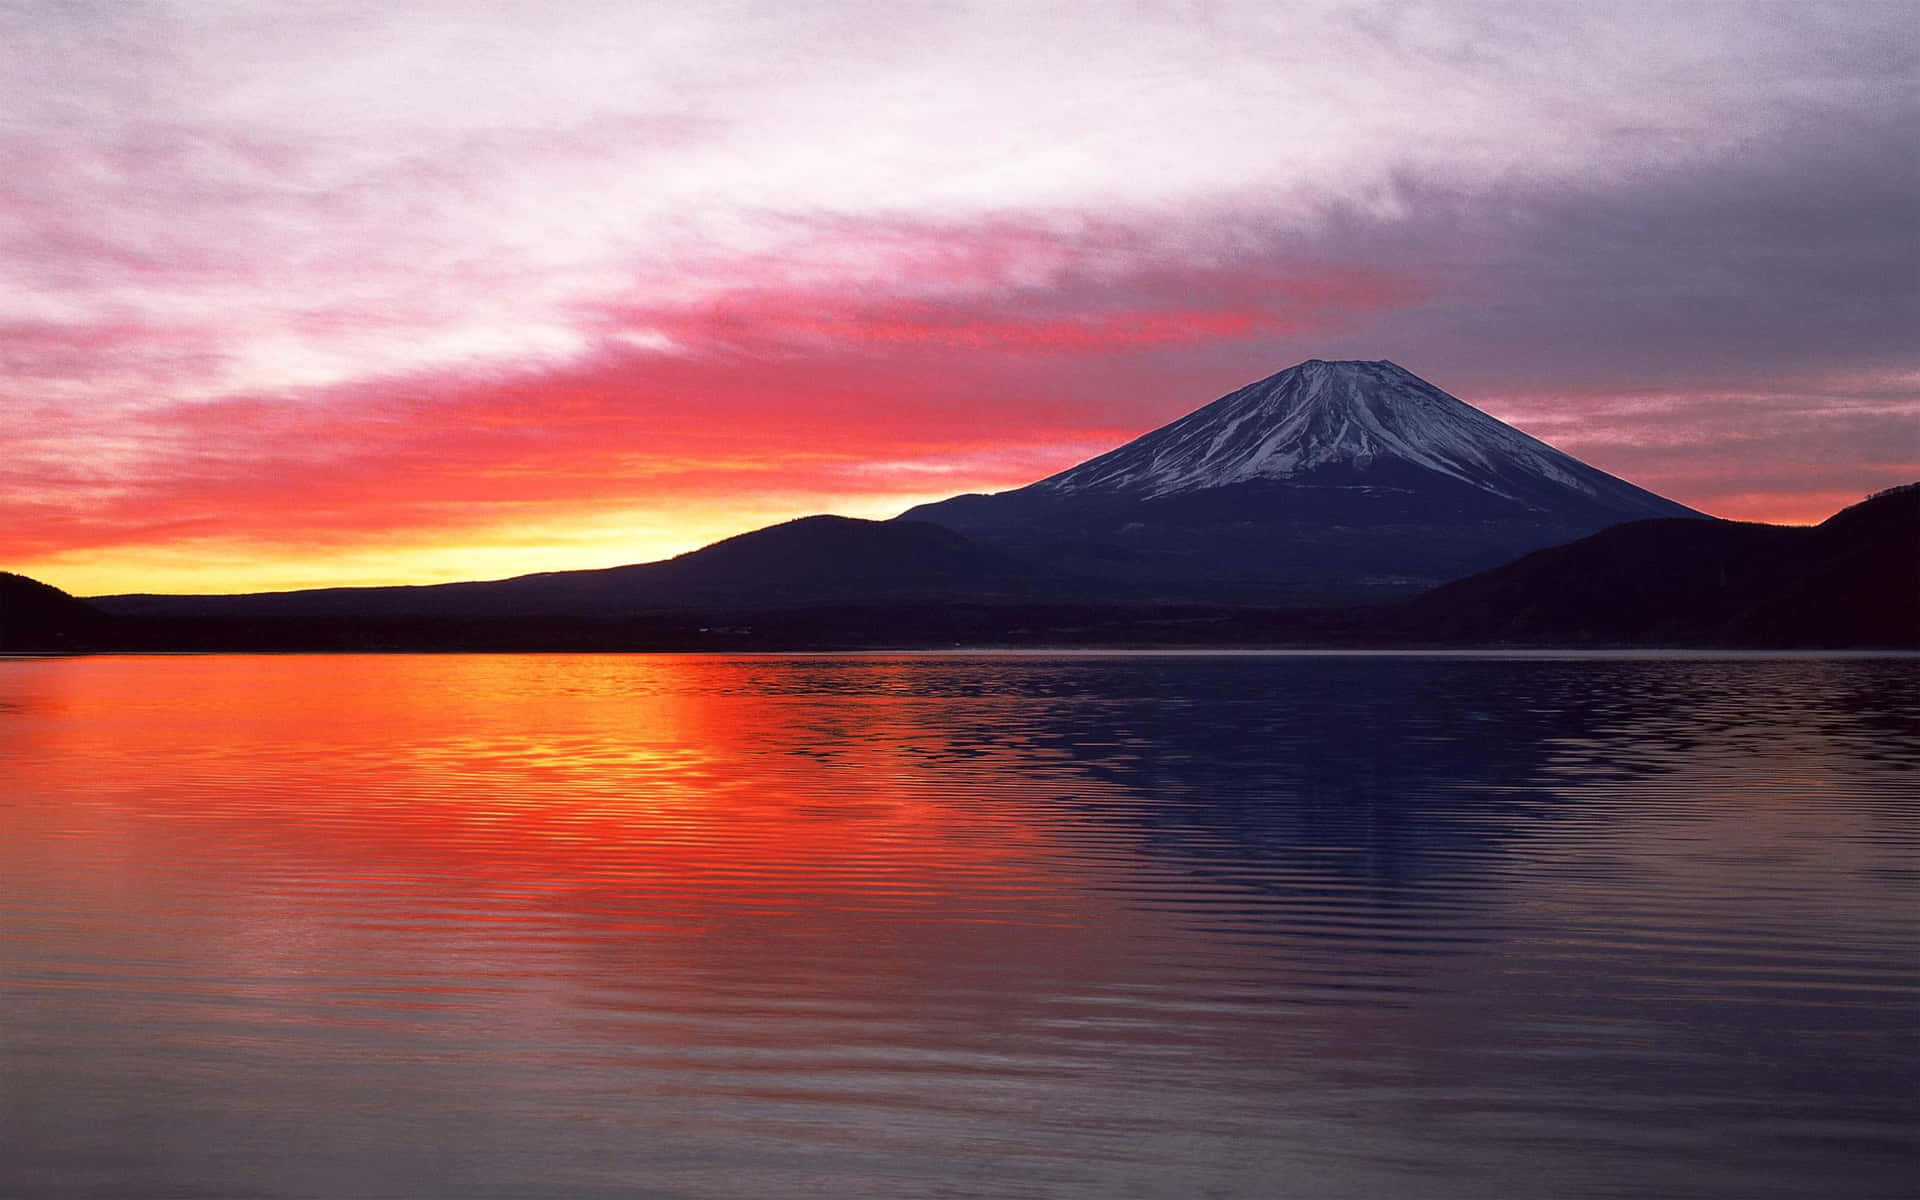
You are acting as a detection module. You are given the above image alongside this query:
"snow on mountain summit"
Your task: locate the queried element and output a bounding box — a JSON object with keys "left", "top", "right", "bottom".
{"left": 899, "top": 357, "right": 1702, "bottom": 603}
{"left": 1030, "top": 359, "right": 1672, "bottom": 514}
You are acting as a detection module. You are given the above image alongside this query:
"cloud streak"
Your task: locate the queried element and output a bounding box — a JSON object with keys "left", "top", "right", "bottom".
{"left": 0, "top": 1, "right": 1912, "bottom": 592}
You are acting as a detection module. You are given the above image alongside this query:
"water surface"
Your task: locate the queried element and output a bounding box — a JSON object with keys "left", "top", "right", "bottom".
{"left": 1, "top": 653, "right": 1915, "bottom": 1198}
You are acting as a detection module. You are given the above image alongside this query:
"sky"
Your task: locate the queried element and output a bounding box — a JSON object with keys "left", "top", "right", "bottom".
{"left": 3, "top": 0, "right": 1915, "bottom": 596}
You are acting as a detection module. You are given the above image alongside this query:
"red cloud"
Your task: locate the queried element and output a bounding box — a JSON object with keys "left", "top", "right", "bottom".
{"left": 1, "top": 216, "right": 1430, "bottom": 589}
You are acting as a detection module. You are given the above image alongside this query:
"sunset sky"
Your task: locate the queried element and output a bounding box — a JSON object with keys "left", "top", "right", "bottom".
{"left": 4, "top": 1, "right": 1914, "bottom": 596}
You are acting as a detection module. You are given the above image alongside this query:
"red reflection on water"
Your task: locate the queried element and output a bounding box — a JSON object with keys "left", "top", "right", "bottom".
{"left": 0, "top": 654, "right": 1143, "bottom": 1013}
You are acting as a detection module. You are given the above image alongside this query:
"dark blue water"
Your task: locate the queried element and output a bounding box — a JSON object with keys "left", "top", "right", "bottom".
{"left": 1, "top": 652, "right": 1915, "bottom": 1198}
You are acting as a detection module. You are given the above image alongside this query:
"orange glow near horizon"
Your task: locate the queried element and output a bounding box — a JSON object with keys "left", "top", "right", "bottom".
{"left": 19, "top": 478, "right": 1877, "bottom": 599}
{"left": 4, "top": 6, "right": 1913, "bottom": 600}
{"left": 3, "top": 242, "right": 1908, "bottom": 598}
{"left": 8, "top": 383, "right": 1904, "bottom": 600}
{"left": 4, "top": 253, "right": 1424, "bottom": 596}
{"left": 11, "top": 488, "right": 990, "bottom": 598}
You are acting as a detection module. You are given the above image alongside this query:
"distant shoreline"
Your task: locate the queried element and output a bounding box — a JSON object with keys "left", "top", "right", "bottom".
{"left": 7, "top": 645, "right": 1918, "bottom": 660}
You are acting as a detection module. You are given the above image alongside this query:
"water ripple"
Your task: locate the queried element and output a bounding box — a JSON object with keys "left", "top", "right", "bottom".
{"left": 1, "top": 652, "right": 1915, "bottom": 1199}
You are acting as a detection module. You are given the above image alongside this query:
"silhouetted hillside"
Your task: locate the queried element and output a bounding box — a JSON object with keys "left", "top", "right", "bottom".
{"left": 68, "top": 487, "right": 1920, "bottom": 652}
{"left": 1401, "top": 484, "right": 1919, "bottom": 647}
{"left": 96, "top": 360, "right": 1715, "bottom": 621}
{"left": 96, "top": 516, "right": 1077, "bottom": 620}
{"left": 0, "top": 572, "right": 106, "bottom": 650}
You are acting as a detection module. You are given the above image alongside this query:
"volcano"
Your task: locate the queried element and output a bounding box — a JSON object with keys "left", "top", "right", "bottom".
{"left": 901, "top": 359, "right": 1703, "bottom": 602}
{"left": 90, "top": 359, "right": 1710, "bottom": 625}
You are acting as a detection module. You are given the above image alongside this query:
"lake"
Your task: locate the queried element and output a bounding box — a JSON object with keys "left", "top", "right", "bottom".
{"left": 1, "top": 652, "right": 1915, "bottom": 1198}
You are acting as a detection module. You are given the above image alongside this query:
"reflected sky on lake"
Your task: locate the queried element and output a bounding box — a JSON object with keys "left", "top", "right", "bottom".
{"left": 1, "top": 653, "right": 1916, "bottom": 1199}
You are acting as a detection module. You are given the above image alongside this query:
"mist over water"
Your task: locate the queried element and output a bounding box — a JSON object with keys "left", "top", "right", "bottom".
{"left": 1, "top": 653, "right": 1915, "bottom": 1199}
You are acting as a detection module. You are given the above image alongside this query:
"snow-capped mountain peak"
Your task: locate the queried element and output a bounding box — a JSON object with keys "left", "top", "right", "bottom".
{"left": 1027, "top": 359, "right": 1671, "bottom": 513}
{"left": 897, "top": 357, "right": 1702, "bottom": 603}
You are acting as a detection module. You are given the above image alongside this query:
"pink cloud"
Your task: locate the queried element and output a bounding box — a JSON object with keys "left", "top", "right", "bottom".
{"left": 0, "top": 210, "right": 1429, "bottom": 583}
{"left": 2, "top": 0, "right": 1911, "bottom": 592}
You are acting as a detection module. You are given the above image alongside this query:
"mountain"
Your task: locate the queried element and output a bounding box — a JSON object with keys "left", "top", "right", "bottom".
{"left": 74, "top": 486, "right": 1914, "bottom": 651}
{"left": 1399, "top": 483, "right": 1920, "bottom": 647}
{"left": 0, "top": 572, "right": 106, "bottom": 650}
{"left": 92, "top": 358, "right": 1711, "bottom": 628}
{"left": 93, "top": 515, "right": 1064, "bottom": 620}
{"left": 902, "top": 359, "right": 1703, "bottom": 603}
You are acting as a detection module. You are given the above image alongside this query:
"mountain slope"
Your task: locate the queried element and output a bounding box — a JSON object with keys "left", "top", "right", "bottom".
{"left": 903, "top": 359, "right": 1702, "bottom": 603}
{"left": 93, "top": 516, "right": 1065, "bottom": 620}
{"left": 1, "top": 572, "right": 107, "bottom": 650}
{"left": 92, "top": 359, "right": 1714, "bottom": 624}
{"left": 1399, "top": 484, "right": 1920, "bottom": 647}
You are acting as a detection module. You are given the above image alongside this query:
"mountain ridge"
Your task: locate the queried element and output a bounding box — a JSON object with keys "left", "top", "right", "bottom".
{"left": 92, "top": 515, "right": 1077, "bottom": 619}
{"left": 1401, "top": 483, "right": 1919, "bottom": 646}
{"left": 902, "top": 359, "right": 1703, "bottom": 602}
{"left": 92, "top": 357, "right": 1716, "bottom": 616}
{"left": 25, "top": 487, "right": 1915, "bottom": 650}
{"left": 0, "top": 571, "right": 106, "bottom": 650}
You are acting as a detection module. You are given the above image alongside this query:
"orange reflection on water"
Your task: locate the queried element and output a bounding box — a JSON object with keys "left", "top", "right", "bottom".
{"left": 4, "top": 652, "right": 1917, "bottom": 1200}
{"left": 0, "top": 654, "right": 1146, "bottom": 1011}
